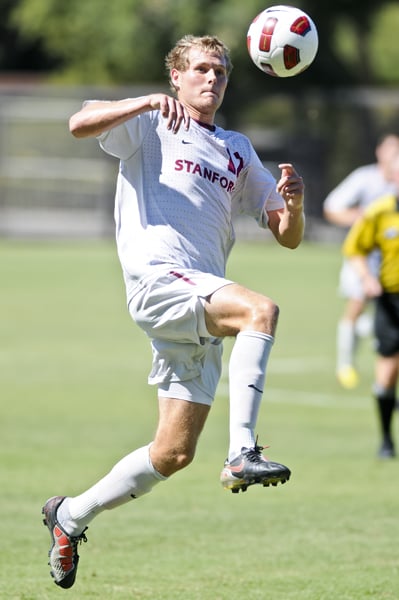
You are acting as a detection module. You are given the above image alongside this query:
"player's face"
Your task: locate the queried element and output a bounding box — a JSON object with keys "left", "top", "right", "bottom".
{"left": 376, "top": 136, "right": 399, "bottom": 180}
{"left": 390, "top": 157, "right": 399, "bottom": 189}
{"left": 171, "top": 49, "right": 229, "bottom": 121}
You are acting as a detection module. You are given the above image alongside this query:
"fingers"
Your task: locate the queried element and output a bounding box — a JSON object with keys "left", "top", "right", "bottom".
{"left": 278, "top": 163, "right": 295, "bottom": 175}
{"left": 276, "top": 164, "right": 304, "bottom": 199}
{"left": 159, "top": 95, "right": 190, "bottom": 133}
{"left": 278, "top": 163, "right": 300, "bottom": 184}
{"left": 363, "top": 275, "right": 383, "bottom": 298}
{"left": 276, "top": 163, "right": 304, "bottom": 210}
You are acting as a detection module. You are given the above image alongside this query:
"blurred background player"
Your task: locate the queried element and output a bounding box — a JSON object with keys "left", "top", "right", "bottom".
{"left": 324, "top": 134, "right": 399, "bottom": 389}
{"left": 343, "top": 150, "right": 399, "bottom": 458}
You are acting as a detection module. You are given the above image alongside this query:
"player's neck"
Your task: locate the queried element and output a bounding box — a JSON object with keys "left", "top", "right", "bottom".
{"left": 193, "top": 118, "right": 216, "bottom": 132}
{"left": 182, "top": 103, "right": 216, "bottom": 129}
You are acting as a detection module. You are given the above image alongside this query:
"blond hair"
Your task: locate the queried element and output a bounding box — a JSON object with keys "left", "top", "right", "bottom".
{"left": 165, "top": 35, "right": 232, "bottom": 92}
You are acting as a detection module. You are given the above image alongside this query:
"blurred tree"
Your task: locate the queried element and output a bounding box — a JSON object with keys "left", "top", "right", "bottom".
{"left": 0, "top": 0, "right": 57, "bottom": 72}
{"left": 10, "top": 0, "right": 234, "bottom": 84}
{"left": 369, "top": 2, "right": 399, "bottom": 84}
{"left": 6, "top": 0, "right": 399, "bottom": 86}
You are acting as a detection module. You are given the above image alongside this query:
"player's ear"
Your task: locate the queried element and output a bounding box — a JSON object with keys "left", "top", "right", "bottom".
{"left": 170, "top": 68, "right": 180, "bottom": 90}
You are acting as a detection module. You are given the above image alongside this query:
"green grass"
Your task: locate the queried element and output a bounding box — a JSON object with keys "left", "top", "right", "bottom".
{"left": 1, "top": 239, "right": 398, "bottom": 599}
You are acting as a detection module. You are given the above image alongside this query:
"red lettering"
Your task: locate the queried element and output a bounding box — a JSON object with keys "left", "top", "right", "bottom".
{"left": 233, "top": 152, "right": 244, "bottom": 177}
{"left": 227, "top": 148, "right": 236, "bottom": 174}
{"left": 220, "top": 176, "right": 228, "bottom": 189}
{"left": 193, "top": 163, "right": 202, "bottom": 176}
{"left": 184, "top": 160, "right": 194, "bottom": 172}
{"left": 174, "top": 158, "right": 235, "bottom": 192}
{"left": 203, "top": 167, "right": 213, "bottom": 181}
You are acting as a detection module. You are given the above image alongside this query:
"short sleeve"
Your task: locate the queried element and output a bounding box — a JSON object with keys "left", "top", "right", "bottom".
{"left": 98, "top": 110, "right": 153, "bottom": 161}
{"left": 233, "top": 147, "right": 284, "bottom": 228}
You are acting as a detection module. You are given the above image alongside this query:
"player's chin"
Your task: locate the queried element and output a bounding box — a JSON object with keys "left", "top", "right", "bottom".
{"left": 198, "top": 100, "right": 222, "bottom": 115}
{"left": 202, "top": 92, "right": 223, "bottom": 106}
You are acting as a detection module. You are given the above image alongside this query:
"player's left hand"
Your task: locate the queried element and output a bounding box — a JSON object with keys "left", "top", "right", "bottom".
{"left": 277, "top": 163, "right": 304, "bottom": 209}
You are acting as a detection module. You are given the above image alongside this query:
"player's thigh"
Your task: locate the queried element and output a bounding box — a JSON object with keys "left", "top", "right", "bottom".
{"left": 339, "top": 260, "right": 366, "bottom": 301}
{"left": 375, "top": 355, "right": 399, "bottom": 388}
{"left": 204, "top": 282, "right": 278, "bottom": 337}
{"left": 375, "top": 293, "right": 399, "bottom": 357}
{"left": 129, "top": 269, "right": 231, "bottom": 343}
{"left": 342, "top": 298, "right": 366, "bottom": 320}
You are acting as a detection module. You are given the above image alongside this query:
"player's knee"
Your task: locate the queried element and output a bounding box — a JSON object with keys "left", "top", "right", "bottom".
{"left": 373, "top": 383, "right": 396, "bottom": 400}
{"left": 163, "top": 449, "right": 195, "bottom": 476}
{"left": 152, "top": 445, "right": 195, "bottom": 476}
{"left": 251, "top": 297, "right": 279, "bottom": 332}
{"left": 174, "top": 449, "right": 195, "bottom": 470}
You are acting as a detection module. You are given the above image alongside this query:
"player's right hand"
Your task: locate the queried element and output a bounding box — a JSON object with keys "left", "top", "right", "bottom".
{"left": 362, "top": 273, "right": 383, "bottom": 298}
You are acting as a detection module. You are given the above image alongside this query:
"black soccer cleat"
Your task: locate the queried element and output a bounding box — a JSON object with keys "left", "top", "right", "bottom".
{"left": 378, "top": 438, "right": 396, "bottom": 459}
{"left": 220, "top": 443, "right": 291, "bottom": 493}
{"left": 42, "top": 496, "right": 87, "bottom": 589}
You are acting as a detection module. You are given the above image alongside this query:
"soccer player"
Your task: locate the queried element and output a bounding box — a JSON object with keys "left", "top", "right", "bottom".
{"left": 42, "top": 35, "right": 305, "bottom": 588}
{"left": 343, "top": 150, "right": 399, "bottom": 458}
{"left": 323, "top": 134, "right": 399, "bottom": 389}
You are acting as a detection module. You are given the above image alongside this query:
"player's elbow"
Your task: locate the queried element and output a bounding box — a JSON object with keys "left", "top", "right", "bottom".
{"left": 69, "top": 116, "right": 81, "bottom": 138}
{"left": 284, "top": 237, "right": 302, "bottom": 250}
{"left": 323, "top": 209, "right": 336, "bottom": 224}
{"left": 69, "top": 114, "right": 89, "bottom": 138}
{"left": 281, "top": 220, "right": 305, "bottom": 249}
{"left": 278, "top": 230, "right": 304, "bottom": 249}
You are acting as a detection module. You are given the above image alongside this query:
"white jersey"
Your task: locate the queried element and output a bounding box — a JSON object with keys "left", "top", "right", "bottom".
{"left": 323, "top": 163, "right": 396, "bottom": 213}
{"left": 324, "top": 163, "right": 396, "bottom": 300}
{"left": 98, "top": 109, "right": 283, "bottom": 292}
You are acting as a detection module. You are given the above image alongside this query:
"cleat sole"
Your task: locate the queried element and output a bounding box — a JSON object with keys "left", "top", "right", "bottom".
{"left": 223, "top": 473, "right": 290, "bottom": 492}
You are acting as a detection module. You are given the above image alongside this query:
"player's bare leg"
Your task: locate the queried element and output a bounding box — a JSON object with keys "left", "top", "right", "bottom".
{"left": 42, "top": 397, "right": 209, "bottom": 587}
{"left": 204, "top": 283, "right": 278, "bottom": 338}
{"left": 374, "top": 354, "right": 399, "bottom": 458}
{"left": 150, "top": 398, "right": 210, "bottom": 476}
{"left": 336, "top": 297, "right": 366, "bottom": 389}
{"left": 204, "top": 283, "right": 291, "bottom": 492}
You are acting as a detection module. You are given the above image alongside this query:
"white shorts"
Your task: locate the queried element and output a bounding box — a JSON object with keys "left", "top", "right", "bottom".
{"left": 339, "top": 253, "right": 380, "bottom": 301}
{"left": 127, "top": 268, "right": 233, "bottom": 405}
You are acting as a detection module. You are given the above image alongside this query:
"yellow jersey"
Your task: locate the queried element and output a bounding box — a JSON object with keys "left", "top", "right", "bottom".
{"left": 343, "top": 195, "right": 399, "bottom": 293}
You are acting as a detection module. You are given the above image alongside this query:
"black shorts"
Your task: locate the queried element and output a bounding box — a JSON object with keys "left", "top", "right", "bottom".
{"left": 375, "top": 292, "right": 399, "bottom": 356}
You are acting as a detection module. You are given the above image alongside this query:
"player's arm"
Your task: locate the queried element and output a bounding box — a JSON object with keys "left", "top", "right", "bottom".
{"left": 323, "top": 206, "right": 363, "bottom": 227}
{"left": 69, "top": 94, "right": 190, "bottom": 138}
{"left": 342, "top": 218, "right": 382, "bottom": 297}
{"left": 349, "top": 255, "right": 382, "bottom": 298}
{"left": 322, "top": 167, "right": 365, "bottom": 227}
{"left": 267, "top": 163, "right": 305, "bottom": 249}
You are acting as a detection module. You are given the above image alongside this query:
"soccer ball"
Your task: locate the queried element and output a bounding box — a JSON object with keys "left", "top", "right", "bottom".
{"left": 247, "top": 5, "right": 318, "bottom": 77}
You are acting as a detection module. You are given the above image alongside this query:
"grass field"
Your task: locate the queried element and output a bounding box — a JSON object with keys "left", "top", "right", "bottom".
{"left": 1, "top": 239, "right": 398, "bottom": 600}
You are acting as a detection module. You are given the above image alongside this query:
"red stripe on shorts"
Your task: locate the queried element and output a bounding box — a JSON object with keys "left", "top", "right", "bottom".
{"left": 169, "top": 271, "right": 197, "bottom": 286}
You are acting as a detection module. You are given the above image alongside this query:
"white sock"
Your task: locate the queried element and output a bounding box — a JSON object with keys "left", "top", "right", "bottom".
{"left": 228, "top": 330, "right": 274, "bottom": 461}
{"left": 337, "top": 319, "right": 358, "bottom": 369}
{"left": 355, "top": 312, "right": 373, "bottom": 338}
{"left": 57, "top": 444, "right": 166, "bottom": 536}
